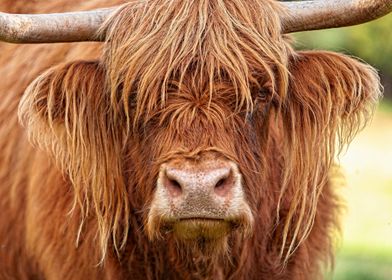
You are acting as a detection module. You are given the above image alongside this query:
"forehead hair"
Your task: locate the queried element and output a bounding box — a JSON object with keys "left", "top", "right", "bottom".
{"left": 101, "top": 0, "right": 292, "bottom": 128}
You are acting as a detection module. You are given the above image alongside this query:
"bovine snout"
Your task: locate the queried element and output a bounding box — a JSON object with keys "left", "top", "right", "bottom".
{"left": 147, "top": 153, "right": 254, "bottom": 241}
{"left": 162, "top": 162, "right": 234, "bottom": 201}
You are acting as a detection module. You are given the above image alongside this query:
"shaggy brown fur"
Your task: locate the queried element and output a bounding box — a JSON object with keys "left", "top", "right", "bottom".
{"left": 0, "top": 0, "right": 381, "bottom": 279}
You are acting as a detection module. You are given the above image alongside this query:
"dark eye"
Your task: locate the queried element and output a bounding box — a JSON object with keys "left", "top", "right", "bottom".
{"left": 257, "top": 86, "right": 271, "bottom": 102}
{"left": 129, "top": 93, "right": 137, "bottom": 109}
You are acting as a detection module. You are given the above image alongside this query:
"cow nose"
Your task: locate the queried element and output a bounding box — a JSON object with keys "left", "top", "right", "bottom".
{"left": 162, "top": 164, "right": 234, "bottom": 198}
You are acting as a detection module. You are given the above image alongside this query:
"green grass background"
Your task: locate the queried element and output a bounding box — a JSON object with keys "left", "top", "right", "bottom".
{"left": 329, "top": 102, "right": 392, "bottom": 280}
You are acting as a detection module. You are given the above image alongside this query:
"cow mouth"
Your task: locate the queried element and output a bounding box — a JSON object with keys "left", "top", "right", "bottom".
{"left": 172, "top": 218, "right": 231, "bottom": 240}
{"left": 148, "top": 212, "right": 253, "bottom": 242}
{"left": 178, "top": 217, "right": 225, "bottom": 222}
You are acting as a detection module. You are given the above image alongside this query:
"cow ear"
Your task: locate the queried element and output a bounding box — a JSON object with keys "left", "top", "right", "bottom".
{"left": 20, "top": 60, "right": 104, "bottom": 128}
{"left": 274, "top": 51, "right": 382, "bottom": 260}
{"left": 19, "top": 61, "right": 109, "bottom": 163}
{"left": 286, "top": 51, "right": 381, "bottom": 149}
{"left": 19, "top": 61, "right": 129, "bottom": 256}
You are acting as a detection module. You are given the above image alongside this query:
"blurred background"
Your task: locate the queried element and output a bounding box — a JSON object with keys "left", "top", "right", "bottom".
{"left": 282, "top": 1, "right": 392, "bottom": 279}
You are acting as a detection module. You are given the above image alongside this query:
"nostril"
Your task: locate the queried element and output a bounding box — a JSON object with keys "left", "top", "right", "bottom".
{"left": 164, "top": 177, "right": 183, "bottom": 198}
{"left": 215, "top": 178, "right": 226, "bottom": 190}
{"left": 214, "top": 175, "right": 232, "bottom": 197}
{"left": 170, "top": 179, "right": 182, "bottom": 191}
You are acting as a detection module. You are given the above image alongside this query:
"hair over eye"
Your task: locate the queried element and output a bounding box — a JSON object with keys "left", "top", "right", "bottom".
{"left": 256, "top": 82, "right": 273, "bottom": 103}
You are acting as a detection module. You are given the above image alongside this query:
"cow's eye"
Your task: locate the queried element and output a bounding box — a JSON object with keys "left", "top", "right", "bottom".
{"left": 130, "top": 94, "right": 137, "bottom": 109}
{"left": 257, "top": 86, "right": 272, "bottom": 103}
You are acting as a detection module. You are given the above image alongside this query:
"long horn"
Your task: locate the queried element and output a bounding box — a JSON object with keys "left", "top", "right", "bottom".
{"left": 0, "top": 8, "right": 116, "bottom": 43}
{"left": 282, "top": 0, "right": 392, "bottom": 33}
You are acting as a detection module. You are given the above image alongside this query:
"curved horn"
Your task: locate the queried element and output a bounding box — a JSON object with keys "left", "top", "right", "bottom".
{"left": 0, "top": 8, "right": 116, "bottom": 43}
{"left": 282, "top": 0, "right": 392, "bottom": 33}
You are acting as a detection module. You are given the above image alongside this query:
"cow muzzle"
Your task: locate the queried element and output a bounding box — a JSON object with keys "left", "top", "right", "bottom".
{"left": 147, "top": 154, "right": 254, "bottom": 241}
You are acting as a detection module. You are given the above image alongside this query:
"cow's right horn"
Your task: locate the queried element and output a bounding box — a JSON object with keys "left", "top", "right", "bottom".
{"left": 0, "top": 7, "right": 117, "bottom": 44}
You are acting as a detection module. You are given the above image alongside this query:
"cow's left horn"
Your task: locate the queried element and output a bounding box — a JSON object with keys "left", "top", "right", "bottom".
{"left": 0, "top": 8, "right": 116, "bottom": 43}
{"left": 282, "top": 0, "right": 392, "bottom": 33}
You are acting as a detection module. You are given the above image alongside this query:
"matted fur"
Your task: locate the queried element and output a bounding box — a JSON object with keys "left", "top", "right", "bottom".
{"left": 0, "top": 0, "right": 382, "bottom": 279}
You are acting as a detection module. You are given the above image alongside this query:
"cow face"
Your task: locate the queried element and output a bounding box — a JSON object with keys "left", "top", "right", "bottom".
{"left": 97, "top": 0, "right": 289, "bottom": 252}
{"left": 131, "top": 82, "right": 273, "bottom": 245}
{"left": 122, "top": 75, "right": 280, "bottom": 253}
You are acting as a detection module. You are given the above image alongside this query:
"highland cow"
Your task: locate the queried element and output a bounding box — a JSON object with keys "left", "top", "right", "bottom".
{"left": 0, "top": 0, "right": 391, "bottom": 279}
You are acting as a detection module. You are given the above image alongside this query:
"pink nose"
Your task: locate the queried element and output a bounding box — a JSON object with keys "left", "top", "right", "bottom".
{"left": 162, "top": 163, "right": 234, "bottom": 199}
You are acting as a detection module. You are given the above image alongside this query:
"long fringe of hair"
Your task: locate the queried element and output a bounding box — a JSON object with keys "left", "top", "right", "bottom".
{"left": 19, "top": 61, "right": 130, "bottom": 260}
{"left": 278, "top": 51, "right": 381, "bottom": 262}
